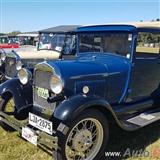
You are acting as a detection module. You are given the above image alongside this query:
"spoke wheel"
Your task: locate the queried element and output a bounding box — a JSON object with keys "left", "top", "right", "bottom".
{"left": 55, "top": 109, "right": 109, "bottom": 160}
{"left": 65, "top": 118, "right": 104, "bottom": 160}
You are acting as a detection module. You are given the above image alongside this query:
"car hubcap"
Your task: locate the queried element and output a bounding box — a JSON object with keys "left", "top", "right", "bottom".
{"left": 65, "top": 118, "right": 104, "bottom": 160}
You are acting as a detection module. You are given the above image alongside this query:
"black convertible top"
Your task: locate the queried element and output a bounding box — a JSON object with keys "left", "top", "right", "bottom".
{"left": 39, "top": 25, "right": 81, "bottom": 34}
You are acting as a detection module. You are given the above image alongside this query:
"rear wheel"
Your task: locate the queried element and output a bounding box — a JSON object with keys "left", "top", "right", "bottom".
{"left": 56, "top": 109, "right": 109, "bottom": 160}
{"left": 0, "top": 94, "right": 15, "bottom": 131}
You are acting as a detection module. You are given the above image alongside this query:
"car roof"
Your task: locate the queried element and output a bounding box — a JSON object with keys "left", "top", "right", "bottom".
{"left": 17, "top": 31, "right": 39, "bottom": 37}
{"left": 0, "top": 35, "right": 17, "bottom": 38}
{"left": 77, "top": 22, "right": 160, "bottom": 33}
{"left": 39, "top": 25, "right": 81, "bottom": 34}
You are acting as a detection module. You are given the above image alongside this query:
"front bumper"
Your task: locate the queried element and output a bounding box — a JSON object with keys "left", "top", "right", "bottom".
{"left": 0, "top": 111, "right": 58, "bottom": 153}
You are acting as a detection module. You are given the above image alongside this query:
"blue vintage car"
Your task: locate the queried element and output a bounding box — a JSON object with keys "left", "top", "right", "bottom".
{"left": 1, "top": 22, "right": 160, "bottom": 160}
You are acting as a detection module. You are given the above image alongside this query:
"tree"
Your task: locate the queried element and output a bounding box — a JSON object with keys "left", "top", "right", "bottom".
{"left": 8, "top": 31, "right": 21, "bottom": 36}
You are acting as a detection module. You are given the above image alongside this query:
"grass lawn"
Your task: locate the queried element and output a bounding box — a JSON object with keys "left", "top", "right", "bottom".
{"left": 136, "top": 47, "right": 159, "bottom": 54}
{"left": 0, "top": 120, "right": 159, "bottom": 160}
{"left": 0, "top": 127, "right": 52, "bottom": 160}
{"left": 0, "top": 46, "right": 160, "bottom": 159}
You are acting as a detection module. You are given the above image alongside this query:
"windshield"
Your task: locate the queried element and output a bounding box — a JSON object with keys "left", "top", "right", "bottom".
{"left": 8, "top": 37, "right": 19, "bottom": 44}
{"left": 0, "top": 37, "right": 18, "bottom": 44}
{"left": 39, "top": 33, "right": 76, "bottom": 54}
{"left": 78, "top": 33, "right": 133, "bottom": 58}
{"left": 19, "top": 37, "right": 35, "bottom": 45}
{"left": 0, "top": 37, "right": 9, "bottom": 44}
{"left": 39, "top": 33, "right": 65, "bottom": 51}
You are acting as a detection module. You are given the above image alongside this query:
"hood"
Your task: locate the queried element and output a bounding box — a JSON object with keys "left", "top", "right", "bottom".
{"left": 47, "top": 53, "right": 130, "bottom": 80}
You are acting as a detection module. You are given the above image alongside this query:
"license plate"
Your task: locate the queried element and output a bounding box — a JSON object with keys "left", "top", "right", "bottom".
{"left": 29, "top": 113, "right": 53, "bottom": 135}
{"left": 22, "top": 127, "right": 37, "bottom": 146}
{"left": 36, "top": 86, "right": 49, "bottom": 99}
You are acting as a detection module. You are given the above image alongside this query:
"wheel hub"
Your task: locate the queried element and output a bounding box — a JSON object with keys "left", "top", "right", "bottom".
{"left": 73, "top": 129, "right": 93, "bottom": 152}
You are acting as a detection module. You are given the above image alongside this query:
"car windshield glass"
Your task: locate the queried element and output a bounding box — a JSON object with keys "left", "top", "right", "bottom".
{"left": 0, "top": 37, "right": 18, "bottom": 44}
{"left": 61, "top": 34, "right": 76, "bottom": 55}
{"left": 8, "top": 37, "right": 19, "bottom": 44}
{"left": 0, "top": 37, "right": 9, "bottom": 44}
{"left": 39, "top": 33, "right": 77, "bottom": 55}
{"left": 78, "top": 33, "right": 133, "bottom": 57}
{"left": 19, "top": 37, "right": 35, "bottom": 45}
{"left": 39, "top": 33, "right": 66, "bottom": 52}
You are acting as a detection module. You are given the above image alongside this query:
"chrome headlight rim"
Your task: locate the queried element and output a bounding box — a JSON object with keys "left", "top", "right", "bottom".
{"left": 50, "top": 74, "right": 63, "bottom": 94}
{"left": 16, "top": 60, "right": 23, "bottom": 71}
{"left": 18, "top": 68, "right": 32, "bottom": 85}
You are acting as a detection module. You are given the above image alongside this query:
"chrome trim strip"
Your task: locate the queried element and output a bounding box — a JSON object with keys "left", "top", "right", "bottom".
{"left": 136, "top": 57, "right": 158, "bottom": 60}
{"left": 70, "top": 72, "right": 120, "bottom": 80}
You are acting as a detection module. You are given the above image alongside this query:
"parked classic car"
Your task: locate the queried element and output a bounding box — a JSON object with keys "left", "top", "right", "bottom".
{"left": 0, "top": 25, "right": 79, "bottom": 80}
{"left": 17, "top": 32, "right": 39, "bottom": 46}
{"left": 0, "top": 25, "right": 79, "bottom": 120}
{"left": 0, "top": 35, "right": 20, "bottom": 49}
{"left": 0, "top": 22, "right": 160, "bottom": 160}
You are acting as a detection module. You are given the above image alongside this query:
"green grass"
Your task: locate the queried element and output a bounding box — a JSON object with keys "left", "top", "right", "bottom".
{"left": 0, "top": 127, "right": 52, "bottom": 160}
{"left": 0, "top": 46, "right": 160, "bottom": 159}
{"left": 136, "top": 46, "right": 159, "bottom": 54}
{"left": 0, "top": 121, "right": 159, "bottom": 160}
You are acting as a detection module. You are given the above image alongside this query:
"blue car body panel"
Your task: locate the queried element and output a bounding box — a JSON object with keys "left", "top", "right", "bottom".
{"left": 77, "top": 25, "right": 137, "bottom": 33}
{"left": 47, "top": 53, "right": 131, "bottom": 104}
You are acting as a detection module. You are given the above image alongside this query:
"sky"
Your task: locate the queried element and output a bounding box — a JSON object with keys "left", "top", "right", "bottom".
{"left": 0, "top": 0, "right": 160, "bottom": 33}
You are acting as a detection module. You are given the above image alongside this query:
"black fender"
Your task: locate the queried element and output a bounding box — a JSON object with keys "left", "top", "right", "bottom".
{"left": 0, "top": 78, "right": 32, "bottom": 113}
{"left": 53, "top": 94, "right": 118, "bottom": 125}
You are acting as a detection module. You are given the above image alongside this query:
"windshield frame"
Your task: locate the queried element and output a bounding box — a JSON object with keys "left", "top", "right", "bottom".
{"left": 37, "top": 32, "right": 77, "bottom": 56}
{"left": 38, "top": 33, "right": 60, "bottom": 52}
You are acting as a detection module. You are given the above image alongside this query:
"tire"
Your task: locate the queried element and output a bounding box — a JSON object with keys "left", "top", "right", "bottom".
{"left": 55, "top": 109, "right": 109, "bottom": 160}
{"left": 0, "top": 94, "right": 15, "bottom": 131}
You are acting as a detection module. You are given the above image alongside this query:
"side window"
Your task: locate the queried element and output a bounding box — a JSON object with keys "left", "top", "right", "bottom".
{"left": 79, "top": 34, "right": 102, "bottom": 53}
{"left": 136, "top": 32, "right": 160, "bottom": 58}
{"left": 103, "top": 34, "right": 132, "bottom": 57}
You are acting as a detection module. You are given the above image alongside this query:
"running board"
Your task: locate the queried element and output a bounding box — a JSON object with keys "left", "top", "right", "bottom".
{"left": 126, "top": 109, "right": 160, "bottom": 127}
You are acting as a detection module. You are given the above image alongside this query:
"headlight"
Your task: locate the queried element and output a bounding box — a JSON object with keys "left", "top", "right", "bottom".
{"left": 16, "top": 60, "right": 23, "bottom": 70}
{"left": 1, "top": 52, "right": 6, "bottom": 61}
{"left": 50, "top": 75, "right": 63, "bottom": 94}
{"left": 18, "top": 68, "right": 31, "bottom": 85}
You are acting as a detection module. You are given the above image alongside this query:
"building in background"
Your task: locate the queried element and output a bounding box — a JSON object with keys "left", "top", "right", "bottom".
{"left": 17, "top": 32, "right": 39, "bottom": 46}
{"left": 0, "top": 35, "right": 19, "bottom": 49}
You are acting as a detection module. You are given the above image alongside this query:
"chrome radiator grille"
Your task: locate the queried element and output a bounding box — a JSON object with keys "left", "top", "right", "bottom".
{"left": 34, "top": 70, "right": 52, "bottom": 89}
{"left": 33, "top": 69, "right": 54, "bottom": 109}
{"left": 5, "top": 57, "right": 17, "bottom": 78}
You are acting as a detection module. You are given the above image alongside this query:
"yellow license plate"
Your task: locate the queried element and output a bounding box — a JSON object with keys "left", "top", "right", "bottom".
{"left": 36, "top": 87, "right": 49, "bottom": 99}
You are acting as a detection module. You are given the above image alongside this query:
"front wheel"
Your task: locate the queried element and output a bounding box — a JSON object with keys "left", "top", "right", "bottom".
{"left": 56, "top": 109, "right": 109, "bottom": 160}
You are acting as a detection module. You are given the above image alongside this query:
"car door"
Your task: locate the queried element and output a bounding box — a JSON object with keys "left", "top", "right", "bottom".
{"left": 129, "top": 33, "right": 160, "bottom": 100}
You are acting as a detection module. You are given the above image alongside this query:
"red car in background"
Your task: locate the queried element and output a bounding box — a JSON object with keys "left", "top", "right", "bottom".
{"left": 0, "top": 36, "right": 20, "bottom": 49}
